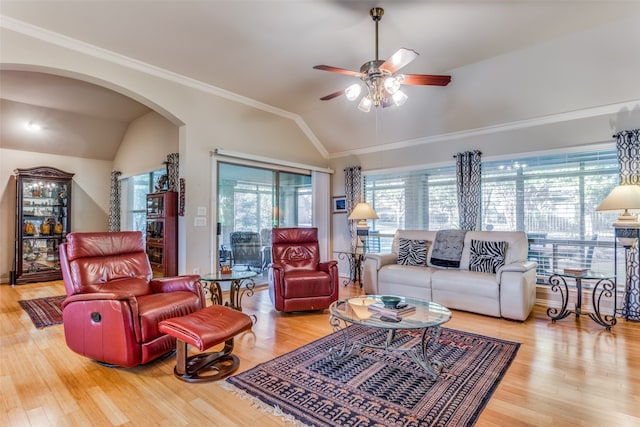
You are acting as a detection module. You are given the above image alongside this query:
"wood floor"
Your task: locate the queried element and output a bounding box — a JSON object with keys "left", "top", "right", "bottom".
{"left": 2, "top": 279, "right": 639, "bottom": 426}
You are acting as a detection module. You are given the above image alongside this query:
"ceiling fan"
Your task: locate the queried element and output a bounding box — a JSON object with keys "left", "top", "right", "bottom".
{"left": 313, "top": 7, "right": 451, "bottom": 112}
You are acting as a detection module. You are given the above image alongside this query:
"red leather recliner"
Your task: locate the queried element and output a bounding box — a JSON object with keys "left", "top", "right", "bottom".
{"left": 268, "top": 227, "right": 339, "bottom": 312}
{"left": 59, "top": 231, "right": 205, "bottom": 367}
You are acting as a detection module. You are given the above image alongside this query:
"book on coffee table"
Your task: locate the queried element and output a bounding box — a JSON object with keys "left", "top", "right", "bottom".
{"left": 563, "top": 267, "right": 589, "bottom": 276}
{"left": 368, "top": 303, "right": 416, "bottom": 319}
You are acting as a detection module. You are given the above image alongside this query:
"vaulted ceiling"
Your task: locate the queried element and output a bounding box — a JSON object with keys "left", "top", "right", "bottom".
{"left": 1, "top": 1, "right": 640, "bottom": 161}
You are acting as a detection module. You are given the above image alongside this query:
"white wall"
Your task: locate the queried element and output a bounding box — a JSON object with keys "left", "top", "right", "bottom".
{"left": 0, "top": 148, "right": 112, "bottom": 282}
{"left": 0, "top": 27, "right": 330, "bottom": 279}
{"left": 114, "top": 111, "right": 179, "bottom": 178}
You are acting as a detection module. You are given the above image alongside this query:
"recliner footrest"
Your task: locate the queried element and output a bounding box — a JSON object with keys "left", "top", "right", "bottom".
{"left": 159, "top": 305, "right": 252, "bottom": 382}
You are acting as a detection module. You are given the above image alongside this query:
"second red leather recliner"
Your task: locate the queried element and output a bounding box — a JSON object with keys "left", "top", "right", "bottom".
{"left": 268, "top": 227, "right": 339, "bottom": 312}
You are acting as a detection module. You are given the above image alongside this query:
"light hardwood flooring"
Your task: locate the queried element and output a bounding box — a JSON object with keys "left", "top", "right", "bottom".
{"left": 1, "top": 279, "right": 640, "bottom": 426}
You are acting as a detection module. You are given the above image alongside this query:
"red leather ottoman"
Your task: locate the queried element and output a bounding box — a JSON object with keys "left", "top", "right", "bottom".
{"left": 158, "top": 305, "right": 253, "bottom": 382}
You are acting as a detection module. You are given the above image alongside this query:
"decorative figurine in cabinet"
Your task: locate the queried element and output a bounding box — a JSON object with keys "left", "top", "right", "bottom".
{"left": 12, "top": 166, "right": 74, "bottom": 285}
{"left": 146, "top": 191, "right": 177, "bottom": 277}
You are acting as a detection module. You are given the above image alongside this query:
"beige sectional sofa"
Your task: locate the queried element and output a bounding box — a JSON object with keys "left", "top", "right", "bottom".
{"left": 362, "top": 229, "right": 538, "bottom": 321}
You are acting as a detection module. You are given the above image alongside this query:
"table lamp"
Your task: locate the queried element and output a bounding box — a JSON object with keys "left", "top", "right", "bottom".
{"left": 596, "top": 184, "right": 640, "bottom": 247}
{"left": 348, "top": 202, "right": 379, "bottom": 244}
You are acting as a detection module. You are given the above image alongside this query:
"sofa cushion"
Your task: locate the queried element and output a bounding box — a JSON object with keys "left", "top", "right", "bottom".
{"left": 379, "top": 264, "right": 435, "bottom": 289}
{"left": 397, "top": 238, "right": 430, "bottom": 266}
{"left": 431, "top": 269, "right": 499, "bottom": 299}
{"left": 282, "top": 271, "right": 333, "bottom": 298}
{"left": 469, "top": 240, "right": 507, "bottom": 273}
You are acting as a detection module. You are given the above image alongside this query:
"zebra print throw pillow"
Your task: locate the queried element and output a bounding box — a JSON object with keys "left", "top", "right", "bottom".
{"left": 469, "top": 240, "right": 507, "bottom": 273}
{"left": 397, "top": 238, "right": 430, "bottom": 266}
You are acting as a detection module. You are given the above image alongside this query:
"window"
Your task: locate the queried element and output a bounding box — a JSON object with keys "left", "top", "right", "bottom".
{"left": 364, "top": 166, "right": 457, "bottom": 233}
{"left": 124, "top": 169, "right": 166, "bottom": 235}
{"left": 364, "top": 166, "right": 457, "bottom": 252}
{"left": 217, "top": 162, "right": 312, "bottom": 247}
{"left": 482, "top": 151, "right": 619, "bottom": 240}
{"left": 482, "top": 151, "right": 619, "bottom": 275}
{"left": 364, "top": 149, "right": 622, "bottom": 275}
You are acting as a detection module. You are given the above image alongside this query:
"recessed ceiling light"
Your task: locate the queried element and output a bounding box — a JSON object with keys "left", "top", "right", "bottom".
{"left": 26, "top": 121, "right": 42, "bottom": 132}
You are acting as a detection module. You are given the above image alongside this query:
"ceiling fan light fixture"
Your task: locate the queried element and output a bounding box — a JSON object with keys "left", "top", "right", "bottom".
{"left": 26, "top": 121, "right": 42, "bottom": 132}
{"left": 358, "top": 96, "right": 373, "bottom": 112}
{"left": 392, "top": 90, "right": 408, "bottom": 107}
{"left": 345, "top": 83, "right": 362, "bottom": 101}
{"left": 383, "top": 75, "right": 402, "bottom": 94}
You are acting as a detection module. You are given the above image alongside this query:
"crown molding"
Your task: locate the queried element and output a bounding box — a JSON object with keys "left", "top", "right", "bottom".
{"left": 0, "top": 15, "right": 330, "bottom": 159}
{"left": 329, "top": 99, "right": 640, "bottom": 159}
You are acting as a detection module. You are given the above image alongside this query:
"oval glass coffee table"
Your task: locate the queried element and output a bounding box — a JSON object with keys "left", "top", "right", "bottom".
{"left": 328, "top": 295, "right": 452, "bottom": 378}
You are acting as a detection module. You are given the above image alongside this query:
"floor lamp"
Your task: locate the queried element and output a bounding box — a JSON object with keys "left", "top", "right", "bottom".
{"left": 596, "top": 184, "right": 640, "bottom": 321}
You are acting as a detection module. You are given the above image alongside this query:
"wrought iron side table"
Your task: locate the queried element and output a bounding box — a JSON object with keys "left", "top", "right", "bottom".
{"left": 200, "top": 271, "right": 257, "bottom": 313}
{"left": 334, "top": 250, "right": 365, "bottom": 287}
{"left": 547, "top": 270, "right": 616, "bottom": 329}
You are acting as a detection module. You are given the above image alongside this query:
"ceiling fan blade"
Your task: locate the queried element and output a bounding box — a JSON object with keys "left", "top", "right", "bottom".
{"left": 313, "top": 65, "right": 362, "bottom": 77}
{"left": 380, "top": 48, "right": 418, "bottom": 73}
{"left": 319, "top": 90, "right": 345, "bottom": 101}
{"left": 402, "top": 74, "right": 452, "bottom": 86}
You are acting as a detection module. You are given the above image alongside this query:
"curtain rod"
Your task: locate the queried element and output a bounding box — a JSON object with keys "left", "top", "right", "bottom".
{"left": 453, "top": 150, "right": 482, "bottom": 158}
{"left": 212, "top": 149, "right": 334, "bottom": 174}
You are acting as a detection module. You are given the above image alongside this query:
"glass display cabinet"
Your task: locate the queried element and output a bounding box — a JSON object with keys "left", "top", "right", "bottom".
{"left": 146, "top": 191, "right": 177, "bottom": 277}
{"left": 12, "top": 166, "right": 74, "bottom": 285}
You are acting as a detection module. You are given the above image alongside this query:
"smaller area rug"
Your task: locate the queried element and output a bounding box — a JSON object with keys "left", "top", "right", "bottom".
{"left": 226, "top": 325, "right": 519, "bottom": 427}
{"left": 18, "top": 295, "right": 65, "bottom": 328}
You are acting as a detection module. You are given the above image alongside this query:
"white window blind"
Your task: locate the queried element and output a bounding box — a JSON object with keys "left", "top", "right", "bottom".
{"left": 364, "top": 149, "right": 621, "bottom": 274}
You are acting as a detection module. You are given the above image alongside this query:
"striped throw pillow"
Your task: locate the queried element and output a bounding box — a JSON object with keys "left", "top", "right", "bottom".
{"left": 469, "top": 240, "right": 507, "bottom": 273}
{"left": 397, "top": 238, "right": 430, "bottom": 266}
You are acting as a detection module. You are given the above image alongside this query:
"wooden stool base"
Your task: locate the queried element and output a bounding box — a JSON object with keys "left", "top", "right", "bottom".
{"left": 174, "top": 338, "right": 239, "bottom": 383}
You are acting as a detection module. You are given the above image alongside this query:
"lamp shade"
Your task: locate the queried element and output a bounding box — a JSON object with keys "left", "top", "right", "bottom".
{"left": 596, "top": 184, "right": 640, "bottom": 225}
{"left": 596, "top": 184, "right": 640, "bottom": 211}
{"left": 348, "top": 202, "right": 379, "bottom": 221}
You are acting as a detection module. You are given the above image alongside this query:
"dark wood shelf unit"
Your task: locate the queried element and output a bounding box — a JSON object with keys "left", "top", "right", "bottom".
{"left": 12, "top": 166, "right": 74, "bottom": 285}
{"left": 146, "top": 191, "right": 177, "bottom": 277}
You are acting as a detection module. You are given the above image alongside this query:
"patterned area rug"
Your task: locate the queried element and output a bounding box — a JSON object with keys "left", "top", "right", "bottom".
{"left": 226, "top": 325, "right": 519, "bottom": 427}
{"left": 18, "top": 295, "right": 65, "bottom": 328}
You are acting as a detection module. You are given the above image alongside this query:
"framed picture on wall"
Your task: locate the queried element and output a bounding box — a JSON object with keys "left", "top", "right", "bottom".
{"left": 332, "top": 196, "right": 347, "bottom": 213}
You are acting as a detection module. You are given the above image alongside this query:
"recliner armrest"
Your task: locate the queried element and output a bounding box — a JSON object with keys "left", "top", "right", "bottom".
{"left": 60, "top": 292, "right": 137, "bottom": 309}
{"left": 150, "top": 275, "right": 201, "bottom": 293}
{"left": 150, "top": 275, "right": 205, "bottom": 309}
{"left": 61, "top": 292, "right": 146, "bottom": 346}
{"left": 318, "top": 260, "right": 338, "bottom": 273}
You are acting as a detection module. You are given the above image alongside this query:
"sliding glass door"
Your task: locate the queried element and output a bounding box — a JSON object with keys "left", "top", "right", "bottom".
{"left": 217, "top": 162, "right": 312, "bottom": 272}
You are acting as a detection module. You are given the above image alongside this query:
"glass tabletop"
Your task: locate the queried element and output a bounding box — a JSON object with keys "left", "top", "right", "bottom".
{"left": 200, "top": 271, "right": 257, "bottom": 282}
{"left": 329, "top": 295, "right": 451, "bottom": 330}
{"left": 550, "top": 269, "right": 615, "bottom": 280}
